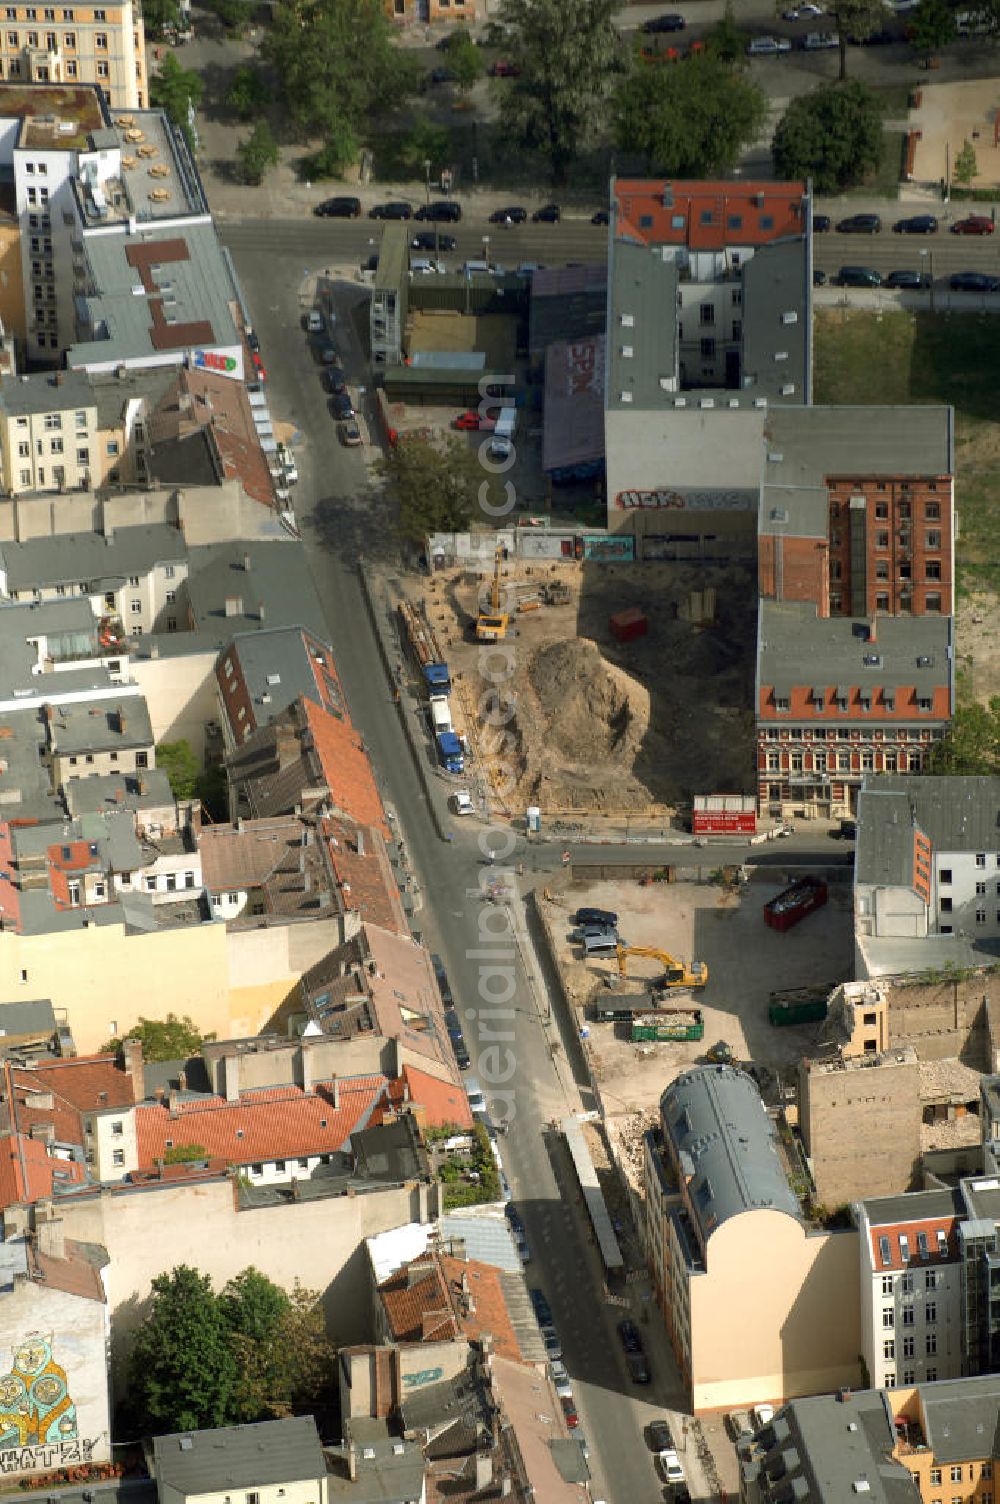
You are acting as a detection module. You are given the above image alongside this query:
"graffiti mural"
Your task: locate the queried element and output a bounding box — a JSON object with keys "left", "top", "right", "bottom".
{"left": 0, "top": 1335, "right": 77, "bottom": 1449}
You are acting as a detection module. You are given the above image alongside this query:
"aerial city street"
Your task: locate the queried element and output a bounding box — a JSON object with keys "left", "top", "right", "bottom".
{"left": 2, "top": 0, "right": 1000, "bottom": 1502}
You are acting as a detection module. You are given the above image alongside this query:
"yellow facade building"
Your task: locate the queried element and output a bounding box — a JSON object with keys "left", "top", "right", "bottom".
{"left": 0, "top": 5, "right": 147, "bottom": 110}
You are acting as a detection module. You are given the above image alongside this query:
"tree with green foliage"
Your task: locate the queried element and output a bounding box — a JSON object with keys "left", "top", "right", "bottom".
{"left": 929, "top": 700, "right": 1000, "bottom": 775}
{"left": 954, "top": 137, "right": 979, "bottom": 185}
{"left": 397, "top": 116, "right": 451, "bottom": 179}
{"left": 772, "top": 81, "right": 883, "bottom": 193}
{"left": 498, "top": 0, "right": 624, "bottom": 184}
{"left": 156, "top": 738, "right": 200, "bottom": 800}
{"left": 226, "top": 64, "right": 271, "bottom": 120}
{"left": 237, "top": 120, "right": 280, "bottom": 184}
{"left": 378, "top": 434, "right": 488, "bottom": 544}
{"left": 203, "top": 0, "right": 250, "bottom": 28}
{"left": 447, "top": 28, "right": 484, "bottom": 92}
{"left": 128, "top": 1266, "right": 241, "bottom": 1434}
{"left": 705, "top": 0, "right": 744, "bottom": 62}
{"left": 829, "top": 0, "right": 889, "bottom": 78}
{"left": 149, "top": 52, "right": 202, "bottom": 147}
{"left": 614, "top": 54, "right": 766, "bottom": 177}
{"left": 906, "top": 0, "right": 956, "bottom": 53}
{"left": 100, "top": 1012, "right": 215, "bottom": 1061}
{"left": 266, "top": 0, "right": 419, "bottom": 174}
{"left": 142, "top": 0, "right": 181, "bottom": 37}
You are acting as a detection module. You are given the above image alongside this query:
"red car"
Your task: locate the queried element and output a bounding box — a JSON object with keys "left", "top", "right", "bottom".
{"left": 560, "top": 1396, "right": 579, "bottom": 1429}
{"left": 251, "top": 351, "right": 266, "bottom": 379}
{"left": 951, "top": 215, "right": 995, "bottom": 235}
{"left": 490, "top": 59, "right": 519, "bottom": 76}
{"left": 453, "top": 410, "right": 496, "bottom": 431}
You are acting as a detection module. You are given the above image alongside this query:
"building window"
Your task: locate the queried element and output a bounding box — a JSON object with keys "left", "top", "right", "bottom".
{"left": 875, "top": 502, "right": 888, "bottom": 519}
{"left": 96, "top": 58, "right": 107, "bottom": 75}
{"left": 77, "top": 448, "right": 89, "bottom": 465}
{"left": 902, "top": 1335, "right": 914, "bottom": 1358}
{"left": 882, "top": 1309, "right": 894, "bottom": 1328}
{"left": 902, "top": 1306, "right": 914, "bottom": 1326}
{"left": 881, "top": 1275, "right": 894, "bottom": 1296}
{"left": 940, "top": 868, "right": 952, "bottom": 884}
{"left": 978, "top": 908, "right": 988, "bottom": 924}
{"left": 876, "top": 531, "right": 889, "bottom": 548}
{"left": 166, "top": 589, "right": 176, "bottom": 604}
{"left": 885, "top": 1373, "right": 896, "bottom": 1389}
{"left": 112, "top": 1148, "right": 125, "bottom": 1166}
{"left": 931, "top": 1472, "right": 942, "bottom": 1487}
{"left": 952, "top": 1469, "right": 963, "bottom": 1484}
{"left": 984, "top": 1465, "right": 993, "bottom": 1480}
{"left": 927, "top": 1332, "right": 938, "bottom": 1354}
{"left": 164, "top": 564, "right": 175, "bottom": 578}
{"left": 926, "top": 1368, "right": 937, "bottom": 1382}
{"left": 926, "top": 501, "right": 941, "bottom": 519}
{"left": 883, "top": 1339, "right": 895, "bottom": 1360}
{"left": 106, "top": 439, "right": 119, "bottom": 456}
{"left": 250, "top": 1163, "right": 262, "bottom": 1175}
{"left": 978, "top": 853, "right": 987, "bottom": 867}
{"left": 136, "top": 751, "right": 148, "bottom": 769}
{"left": 131, "top": 600, "right": 141, "bottom": 614}
{"left": 926, "top": 1269, "right": 938, "bottom": 1291}
{"left": 94, "top": 27, "right": 106, "bottom": 43}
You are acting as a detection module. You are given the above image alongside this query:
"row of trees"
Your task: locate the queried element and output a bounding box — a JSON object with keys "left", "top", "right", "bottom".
{"left": 126, "top": 1266, "right": 335, "bottom": 1435}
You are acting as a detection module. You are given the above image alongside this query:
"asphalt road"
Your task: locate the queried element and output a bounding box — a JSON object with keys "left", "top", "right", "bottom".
{"left": 221, "top": 230, "right": 695, "bottom": 1504}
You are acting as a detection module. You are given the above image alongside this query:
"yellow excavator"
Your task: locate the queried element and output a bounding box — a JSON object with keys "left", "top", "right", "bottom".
{"left": 475, "top": 542, "right": 509, "bottom": 643}
{"left": 616, "top": 944, "right": 709, "bottom": 989}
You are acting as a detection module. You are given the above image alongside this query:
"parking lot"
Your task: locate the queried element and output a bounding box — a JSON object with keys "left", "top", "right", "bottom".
{"left": 542, "top": 873, "right": 854, "bottom": 1132}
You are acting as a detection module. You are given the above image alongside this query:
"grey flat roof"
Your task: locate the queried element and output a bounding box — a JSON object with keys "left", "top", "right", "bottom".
{"left": 0, "top": 524, "right": 186, "bottom": 592}
{"left": 661, "top": 1065, "right": 800, "bottom": 1242}
{"left": 0, "top": 598, "right": 126, "bottom": 707}
{"left": 760, "top": 407, "right": 954, "bottom": 537}
{"left": 606, "top": 239, "right": 678, "bottom": 411}
{"left": 861, "top": 1186, "right": 962, "bottom": 1224}
{"left": 761, "top": 1389, "right": 917, "bottom": 1504}
{"left": 741, "top": 238, "right": 809, "bottom": 402}
{"left": 0, "top": 997, "right": 56, "bottom": 1037}
{"left": 857, "top": 930, "right": 998, "bottom": 979}
{"left": 185, "top": 541, "right": 329, "bottom": 642}
{"left": 0, "top": 705, "right": 63, "bottom": 821}
{"left": 758, "top": 601, "right": 953, "bottom": 702}
{"left": 0, "top": 368, "right": 97, "bottom": 417}
{"left": 375, "top": 222, "right": 409, "bottom": 292}
{"left": 224, "top": 627, "right": 329, "bottom": 718}
{"left": 152, "top": 1416, "right": 326, "bottom": 1493}
{"left": 65, "top": 767, "right": 175, "bottom": 818}
{"left": 858, "top": 777, "right": 1000, "bottom": 888}
{"left": 920, "top": 1376, "right": 1000, "bottom": 1463}
{"left": 70, "top": 220, "right": 240, "bottom": 370}
{"left": 48, "top": 696, "right": 153, "bottom": 755}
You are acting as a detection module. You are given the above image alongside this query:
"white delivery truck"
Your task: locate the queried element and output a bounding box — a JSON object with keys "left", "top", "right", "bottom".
{"left": 488, "top": 406, "right": 517, "bottom": 461}
{"left": 429, "top": 697, "right": 454, "bottom": 736}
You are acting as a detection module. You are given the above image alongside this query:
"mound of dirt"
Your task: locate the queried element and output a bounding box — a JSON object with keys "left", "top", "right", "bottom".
{"left": 527, "top": 638, "right": 650, "bottom": 765}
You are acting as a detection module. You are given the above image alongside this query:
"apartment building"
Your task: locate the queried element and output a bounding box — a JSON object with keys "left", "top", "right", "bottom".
{"left": 643, "top": 1064, "right": 860, "bottom": 1412}
{"left": 756, "top": 604, "right": 953, "bottom": 820}
{"left": 151, "top": 1417, "right": 328, "bottom": 1504}
{"left": 758, "top": 406, "right": 955, "bottom": 619}
{"left": 0, "top": 6, "right": 147, "bottom": 110}
{"left": 855, "top": 778, "right": 1000, "bottom": 957}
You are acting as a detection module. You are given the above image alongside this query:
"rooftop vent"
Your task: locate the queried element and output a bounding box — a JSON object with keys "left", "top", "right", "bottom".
{"left": 917, "top": 655, "right": 934, "bottom": 667}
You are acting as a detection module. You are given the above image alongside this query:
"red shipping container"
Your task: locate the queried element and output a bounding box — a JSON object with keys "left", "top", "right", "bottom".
{"left": 693, "top": 794, "right": 756, "bottom": 835}
{"left": 610, "top": 607, "right": 648, "bottom": 643}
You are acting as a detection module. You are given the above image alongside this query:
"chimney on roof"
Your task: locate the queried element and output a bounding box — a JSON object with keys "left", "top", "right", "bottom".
{"left": 290, "top": 1176, "right": 300, "bottom": 1201}
{"left": 242, "top": 552, "right": 251, "bottom": 573}
{"left": 117, "top": 707, "right": 127, "bottom": 736}
{"left": 105, "top": 525, "right": 115, "bottom": 545}
{"left": 356, "top": 830, "right": 365, "bottom": 857}
{"left": 868, "top": 618, "right": 877, "bottom": 644}
{"left": 223, "top": 1054, "right": 240, "bottom": 1103}
{"left": 300, "top": 1041, "right": 313, "bottom": 1095}
{"left": 225, "top": 595, "right": 243, "bottom": 617}
{"left": 178, "top": 1069, "right": 187, "bottom": 1092}
{"left": 137, "top": 776, "right": 146, "bottom": 796}
{"left": 258, "top": 602, "right": 265, "bottom": 624}
{"left": 167, "top": 1088, "right": 180, "bottom": 1118}
{"left": 122, "top": 1036, "right": 144, "bottom": 1102}
{"left": 475, "top": 1451, "right": 494, "bottom": 1492}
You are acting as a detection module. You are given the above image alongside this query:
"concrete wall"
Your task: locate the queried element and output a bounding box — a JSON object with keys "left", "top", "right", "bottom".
{"left": 0, "top": 1272, "right": 110, "bottom": 1476}
{"left": 130, "top": 648, "right": 219, "bottom": 762}
{"left": 0, "top": 919, "right": 231, "bottom": 1055}
{"left": 686, "top": 1209, "right": 861, "bottom": 1412}
{"left": 0, "top": 216, "right": 23, "bottom": 342}
{"left": 226, "top": 919, "right": 347, "bottom": 1038}
{"left": 56, "top": 1176, "right": 442, "bottom": 1368}
{"left": 604, "top": 408, "right": 764, "bottom": 536}
{"left": 799, "top": 1054, "right": 922, "bottom": 1206}
{"left": 885, "top": 972, "right": 993, "bottom": 1065}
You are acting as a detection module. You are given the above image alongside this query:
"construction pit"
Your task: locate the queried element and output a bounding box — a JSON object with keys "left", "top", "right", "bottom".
{"left": 537, "top": 874, "right": 854, "bottom": 1191}
{"left": 410, "top": 558, "right": 757, "bottom": 819}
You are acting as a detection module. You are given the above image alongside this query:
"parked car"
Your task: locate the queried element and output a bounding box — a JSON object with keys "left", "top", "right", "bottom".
{"left": 836, "top": 213, "right": 882, "bottom": 233}
{"left": 803, "top": 30, "right": 839, "bottom": 46}
{"left": 648, "top": 1420, "right": 674, "bottom": 1456}
{"left": 451, "top": 790, "right": 474, "bottom": 815}
{"left": 465, "top": 1077, "right": 486, "bottom": 1115}
{"left": 322, "top": 366, "right": 346, "bottom": 395}
{"left": 429, "top": 65, "right": 454, "bottom": 83}
{"left": 454, "top": 409, "right": 496, "bottom": 431}
{"left": 643, "top": 10, "right": 685, "bottom": 28}
{"left": 617, "top": 1320, "right": 651, "bottom": 1383}
{"left": 560, "top": 1396, "right": 579, "bottom": 1429}
{"left": 339, "top": 419, "right": 362, "bottom": 447}
{"left": 951, "top": 214, "right": 995, "bottom": 234}
{"left": 660, "top": 1452, "right": 685, "bottom": 1485}
{"left": 489, "top": 205, "right": 527, "bottom": 224}
{"left": 314, "top": 195, "right": 361, "bottom": 217}
{"left": 784, "top": 0, "right": 823, "bottom": 13}
{"left": 950, "top": 270, "right": 1000, "bottom": 290}
{"left": 550, "top": 1359, "right": 570, "bottom": 1384}
{"left": 331, "top": 392, "right": 354, "bottom": 420}
{"left": 836, "top": 265, "right": 882, "bottom": 286}
{"left": 886, "top": 269, "right": 929, "bottom": 288}
{"left": 813, "top": 268, "right": 827, "bottom": 286}
{"left": 530, "top": 1288, "right": 553, "bottom": 1323}
{"left": 575, "top": 906, "right": 619, "bottom": 928}
{"left": 554, "top": 1375, "right": 573, "bottom": 1399}
{"left": 246, "top": 329, "right": 260, "bottom": 353}
{"left": 369, "top": 201, "right": 412, "bottom": 220}
{"left": 543, "top": 1331, "right": 563, "bottom": 1362}
{"left": 533, "top": 203, "right": 561, "bottom": 223}
{"left": 893, "top": 213, "right": 938, "bottom": 233}
{"left": 412, "top": 231, "right": 457, "bottom": 251}
{"left": 410, "top": 258, "right": 446, "bottom": 276}
{"left": 489, "top": 59, "right": 519, "bottom": 74}
{"left": 592, "top": 208, "right": 610, "bottom": 225}
{"left": 415, "top": 200, "right": 462, "bottom": 222}
{"left": 275, "top": 443, "right": 297, "bottom": 484}
{"left": 812, "top": 213, "right": 831, "bottom": 232}
{"left": 251, "top": 350, "right": 266, "bottom": 380}
{"left": 747, "top": 34, "right": 791, "bottom": 53}
{"left": 431, "top": 953, "right": 454, "bottom": 1004}
{"left": 304, "top": 309, "right": 324, "bottom": 333}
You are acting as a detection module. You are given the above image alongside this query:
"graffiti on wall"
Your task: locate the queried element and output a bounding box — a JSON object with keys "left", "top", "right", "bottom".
{"left": 0, "top": 1334, "right": 78, "bottom": 1451}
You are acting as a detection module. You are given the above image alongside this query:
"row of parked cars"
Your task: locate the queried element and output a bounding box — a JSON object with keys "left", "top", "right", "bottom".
{"left": 819, "top": 265, "right": 1000, "bottom": 292}
{"left": 303, "top": 308, "right": 361, "bottom": 445}
{"left": 822, "top": 212, "right": 995, "bottom": 235}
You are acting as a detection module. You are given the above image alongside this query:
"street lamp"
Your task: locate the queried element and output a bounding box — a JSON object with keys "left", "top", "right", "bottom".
{"left": 921, "top": 247, "right": 934, "bottom": 311}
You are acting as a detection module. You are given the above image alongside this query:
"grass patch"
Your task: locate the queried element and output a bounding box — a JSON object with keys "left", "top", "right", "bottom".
{"left": 843, "top": 128, "right": 905, "bottom": 199}
{"left": 814, "top": 308, "right": 1000, "bottom": 593}
{"left": 870, "top": 81, "right": 917, "bottom": 115}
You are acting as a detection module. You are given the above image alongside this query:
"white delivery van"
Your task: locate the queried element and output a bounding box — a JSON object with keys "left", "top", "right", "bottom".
{"left": 488, "top": 406, "right": 517, "bottom": 461}
{"left": 429, "top": 697, "right": 454, "bottom": 736}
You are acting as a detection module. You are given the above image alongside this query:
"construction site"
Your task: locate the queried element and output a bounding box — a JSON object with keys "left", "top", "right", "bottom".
{"left": 536, "top": 871, "right": 854, "bottom": 1191}
{"left": 401, "top": 552, "right": 757, "bottom": 820}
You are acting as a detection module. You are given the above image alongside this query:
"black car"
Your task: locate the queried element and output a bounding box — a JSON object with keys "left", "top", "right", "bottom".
{"left": 886, "top": 269, "right": 928, "bottom": 289}
{"left": 360, "top": 252, "right": 378, "bottom": 272}
{"left": 452, "top": 1039, "right": 471, "bottom": 1070}
{"left": 331, "top": 392, "right": 355, "bottom": 419}
{"left": 813, "top": 213, "right": 831, "bottom": 232}
{"left": 592, "top": 208, "right": 610, "bottom": 225}
{"left": 246, "top": 329, "right": 260, "bottom": 353}
{"left": 412, "top": 230, "right": 457, "bottom": 251}
{"left": 617, "top": 1321, "right": 651, "bottom": 1383}
{"left": 575, "top": 906, "right": 619, "bottom": 928}
{"left": 314, "top": 195, "right": 361, "bottom": 218}
{"left": 836, "top": 213, "right": 881, "bottom": 233}
{"left": 533, "top": 203, "right": 561, "bottom": 223}
{"left": 369, "top": 201, "right": 412, "bottom": 220}
{"left": 322, "top": 366, "right": 346, "bottom": 395}
{"left": 618, "top": 1320, "right": 642, "bottom": 1354}
{"left": 813, "top": 268, "right": 827, "bottom": 286}
{"left": 643, "top": 11, "right": 685, "bottom": 30}
{"left": 431, "top": 952, "right": 454, "bottom": 1005}
{"left": 648, "top": 1420, "right": 674, "bottom": 1453}
{"left": 530, "top": 1288, "right": 553, "bottom": 1324}
{"left": 950, "top": 270, "right": 1000, "bottom": 291}
{"left": 415, "top": 199, "right": 462, "bottom": 222}
{"left": 490, "top": 205, "right": 527, "bottom": 224}
{"left": 893, "top": 214, "right": 938, "bottom": 234}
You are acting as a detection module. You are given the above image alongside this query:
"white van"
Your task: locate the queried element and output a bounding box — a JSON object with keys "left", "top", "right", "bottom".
{"left": 583, "top": 930, "right": 621, "bottom": 956}
{"left": 410, "top": 258, "right": 446, "bottom": 276}
{"left": 487, "top": 405, "right": 517, "bottom": 461}
{"left": 463, "top": 259, "right": 494, "bottom": 276}
{"left": 429, "top": 697, "right": 453, "bottom": 736}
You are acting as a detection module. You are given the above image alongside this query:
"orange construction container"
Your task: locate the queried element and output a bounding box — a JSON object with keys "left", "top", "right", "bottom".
{"left": 609, "top": 607, "right": 648, "bottom": 643}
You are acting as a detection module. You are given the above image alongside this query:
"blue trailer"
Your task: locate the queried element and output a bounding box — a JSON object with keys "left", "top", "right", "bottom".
{"left": 436, "top": 731, "right": 465, "bottom": 774}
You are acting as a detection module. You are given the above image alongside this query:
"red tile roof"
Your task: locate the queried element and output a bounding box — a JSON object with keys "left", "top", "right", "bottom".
{"left": 384, "top": 1067, "right": 473, "bottom": 1130}
{"left": 29, "top": 1053, "right": 135, "bottom": 1112}
{"left": 379, "top": 1251, "right": 522, "bottom": 1361}
{"left": 303, "top": 698, "right": 389, "bottom": 838}
{"left": 135, "top": 1076, "right": 389, "bottom": 1167}
{"left": 0, "top": 823, "right": 21, "bottom": 931}
{"left": 322, "top": 816, "right": 406, "bottom": 934}
{"left": 0, "top": 1133, "right": 86, "bottom": 1206}
{"left": 868, "top": 1217, "right": 958, "bottom": 1271}
{"left": 613, "top": 178, "right": 807, "bottom": 251}
{"left": 32, "top": 1240, "right": 105, "bottom": 1302}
